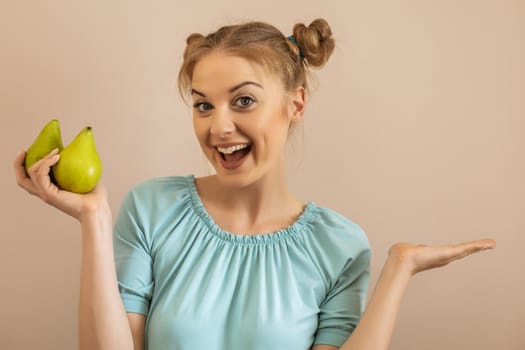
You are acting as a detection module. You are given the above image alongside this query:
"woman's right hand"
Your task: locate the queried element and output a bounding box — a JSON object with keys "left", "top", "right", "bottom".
{"left": 14, "top": 148, "right": 109, "bottom": 223}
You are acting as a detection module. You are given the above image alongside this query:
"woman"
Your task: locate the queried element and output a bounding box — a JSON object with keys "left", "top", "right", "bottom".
{"left": 14, "top": 18, "right": 495, "bottom": 350}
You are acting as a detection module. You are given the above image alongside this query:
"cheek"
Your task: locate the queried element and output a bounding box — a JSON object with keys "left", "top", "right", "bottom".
{"left": 251, "top": 115, "right": 291, "bottom": 153}
{"left": 192, "top": 120, "right": 209, "bottom": 146}
{"left": 253, "top": 104, "right": 290, "bottom": 132}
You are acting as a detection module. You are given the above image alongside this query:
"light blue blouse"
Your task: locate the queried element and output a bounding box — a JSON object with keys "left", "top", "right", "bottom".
{"left": 114, "top": 175, "right": 370, "bottom": 350}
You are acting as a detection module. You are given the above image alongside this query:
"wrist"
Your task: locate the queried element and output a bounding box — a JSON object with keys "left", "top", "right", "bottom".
{"left": 384, "top": 252, "right": 414, "bottom": 281}
{"left": 79, "top": 202, "right": 112, "bottom": 231}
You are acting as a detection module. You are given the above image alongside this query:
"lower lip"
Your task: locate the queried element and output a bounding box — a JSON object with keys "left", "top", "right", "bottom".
{"left": 218, "top": 148, "right": 251, "bottom": 170}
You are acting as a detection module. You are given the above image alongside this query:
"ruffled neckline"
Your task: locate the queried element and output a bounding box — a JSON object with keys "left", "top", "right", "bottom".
{"left": 185, "top": 174, "right": 316, "bottom": 245}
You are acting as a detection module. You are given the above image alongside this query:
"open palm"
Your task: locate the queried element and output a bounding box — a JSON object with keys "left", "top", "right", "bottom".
{"left": 388, "top": 239, "right": 496, "bottom": 276}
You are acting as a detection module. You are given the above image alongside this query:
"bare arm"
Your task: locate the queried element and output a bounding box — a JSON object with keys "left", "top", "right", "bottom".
{"left": 14, "top": 149, "right": 136, "bottom": 349}
{"left": 128, "top": 313, "right": 146, "bottom": 350}
{"left": 78, "top": 208, "right": 135, "bottom": 349}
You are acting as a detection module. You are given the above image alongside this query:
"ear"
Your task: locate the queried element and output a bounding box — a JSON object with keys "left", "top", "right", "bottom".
{"left": 289, "top": 86, "right": 306, "bottom": 124}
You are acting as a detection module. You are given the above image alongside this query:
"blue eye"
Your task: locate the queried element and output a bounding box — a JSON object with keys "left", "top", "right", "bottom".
{"left": 234, "top": 96, "right": 255, "bottom": 107}
{"left": 193, "top": 102, "right": 213, "bottom": 112}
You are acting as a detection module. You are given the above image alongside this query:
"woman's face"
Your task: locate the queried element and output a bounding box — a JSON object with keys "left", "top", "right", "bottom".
{"left": 190, "top": 51, "right": 304, "bottom": 187}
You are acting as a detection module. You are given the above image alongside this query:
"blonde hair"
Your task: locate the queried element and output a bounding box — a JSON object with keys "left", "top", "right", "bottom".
{"left": 177, "top": 18, "right": 335, "bottom": 100}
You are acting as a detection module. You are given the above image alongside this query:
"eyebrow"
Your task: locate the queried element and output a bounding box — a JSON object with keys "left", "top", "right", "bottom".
{"left": 191, "top": 81, "right": 263, "bottom": 98}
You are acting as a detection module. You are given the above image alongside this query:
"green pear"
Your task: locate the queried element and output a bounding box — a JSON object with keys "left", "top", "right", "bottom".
{"left": 52, "top": 126, "right": 102, "bottom": 194}
{"left": 24, "top": 119, "right": 63, "bottom": 173}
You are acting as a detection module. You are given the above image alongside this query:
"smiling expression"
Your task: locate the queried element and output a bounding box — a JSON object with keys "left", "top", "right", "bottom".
{"left": 190, "top": 51, "right": 303, "bottom": 186}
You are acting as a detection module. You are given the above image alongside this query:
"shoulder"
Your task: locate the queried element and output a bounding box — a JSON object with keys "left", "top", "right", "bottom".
{"left": 129, "top": 175, "right": 192, "bottom": 195}
{"left": 308, "top": 204, "right": 370, "bottom": 255}
{"left": 115, "top": 175, "right": 197, "bottom": 239}
{"left": 125, "top": 175, "right": 193, "bottom": 201}
{"left": 120, "top": 175, "right": 195, "bottom": 215}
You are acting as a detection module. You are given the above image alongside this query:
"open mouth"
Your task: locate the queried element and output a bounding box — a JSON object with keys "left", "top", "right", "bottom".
{"left": 216, "top": 144, "right": 252, "bottom": 169}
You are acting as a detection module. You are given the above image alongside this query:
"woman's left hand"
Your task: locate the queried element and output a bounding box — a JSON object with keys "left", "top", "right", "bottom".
{"left": 387, "top": 238, "right": 496, "bottom": 276}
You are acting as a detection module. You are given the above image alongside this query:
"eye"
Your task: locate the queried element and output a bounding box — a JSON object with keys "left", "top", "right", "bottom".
{"left": 193, "top": 102, "right": 213, "bottom": 113}
{"left": 234, "top": 96, "right": 255, "bottom": 108}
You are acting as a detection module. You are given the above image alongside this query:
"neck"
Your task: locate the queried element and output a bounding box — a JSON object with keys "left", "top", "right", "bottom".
{"left": 195, "top": 165, "right": 304, "bottom": 233}
{"left": 216, "top": 170, "right": 291, "bottom": 212}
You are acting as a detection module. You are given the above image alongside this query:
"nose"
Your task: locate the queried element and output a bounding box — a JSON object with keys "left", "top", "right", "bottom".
{"left": 209, "top": 105, "right": 235, "bottom": 138}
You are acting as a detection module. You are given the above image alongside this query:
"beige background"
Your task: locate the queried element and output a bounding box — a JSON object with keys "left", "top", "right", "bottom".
{"left": 1, "top": 0, "right": 523, "bottom": 349}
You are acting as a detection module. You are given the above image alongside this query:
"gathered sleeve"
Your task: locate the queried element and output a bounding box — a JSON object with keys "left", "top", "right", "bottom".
{"left": 313, "top": 246, "right": 371, "bottom": 347}
{"left": 113, "top": 189, "right": 155, "bottom": 316}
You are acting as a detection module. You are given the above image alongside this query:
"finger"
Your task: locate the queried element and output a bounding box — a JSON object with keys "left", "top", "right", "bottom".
{"left": 13, "top": 150, "right": 38, "bottom": 195}
{"left": 13, "top": 149, "right": 26, "bottom": 168}
{"left": 453, "top": 239, "right": 496, "bottom": 253}
{"left": 441, "top": 239, "right": 496, "bottom": 263}
{"left": 26, "top": 148, "right": 60, "bottom": 178}
{"left": 26, "top": 149, "right": 60, "bottom": 193}
{"left": 30, "top": 152, "right": 61, "bottom": 203}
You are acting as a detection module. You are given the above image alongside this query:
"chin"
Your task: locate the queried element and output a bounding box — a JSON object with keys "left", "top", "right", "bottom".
{"left": 214, "top": 170, "right": 258, "bottom": 189}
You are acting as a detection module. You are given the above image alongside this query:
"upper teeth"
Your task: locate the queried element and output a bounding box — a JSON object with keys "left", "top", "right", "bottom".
{"left": 217, "top": 144, "right": 249, "bottom": 154}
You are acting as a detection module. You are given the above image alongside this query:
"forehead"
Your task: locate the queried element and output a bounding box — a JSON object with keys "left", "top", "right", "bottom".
{"left": 191, "top": 52, "right": 281, "bottom": 94}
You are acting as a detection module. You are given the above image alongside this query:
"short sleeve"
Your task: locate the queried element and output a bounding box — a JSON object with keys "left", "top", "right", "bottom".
{"left": 113, "top": 189, "right": 154, "bottom": 316}
{"left": 313, "top": 247, "right": 371, "bottom": 347}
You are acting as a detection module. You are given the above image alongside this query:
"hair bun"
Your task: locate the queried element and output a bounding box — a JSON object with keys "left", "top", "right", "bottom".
{"left": 183, "top": 33, "right": 205, "bottom": 60}
{"left": 292, "top": 18, "right": 335, "bottom": 68}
